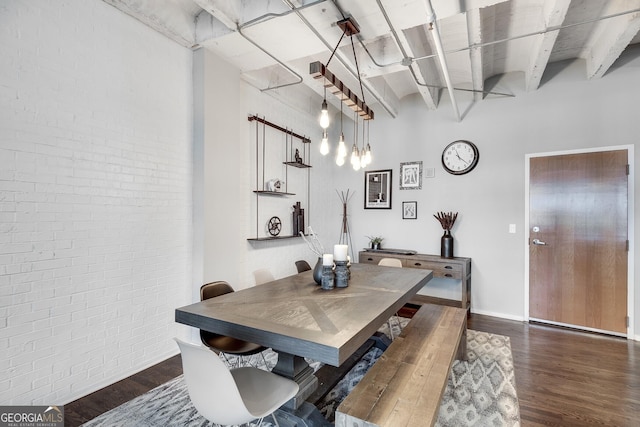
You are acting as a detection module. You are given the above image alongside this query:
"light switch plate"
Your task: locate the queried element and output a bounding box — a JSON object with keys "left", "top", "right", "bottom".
{"left": 509, "top": 224, "right": 516, "bottom": 233}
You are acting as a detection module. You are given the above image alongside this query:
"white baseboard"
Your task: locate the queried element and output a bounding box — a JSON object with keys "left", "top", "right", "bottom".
{"left": 472, "top": 310, "right": 640, "bottom": 342}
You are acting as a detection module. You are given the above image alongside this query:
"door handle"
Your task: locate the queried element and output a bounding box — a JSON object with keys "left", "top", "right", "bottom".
{"left": 532, "top": 238, "right": 547, "bottom": 246}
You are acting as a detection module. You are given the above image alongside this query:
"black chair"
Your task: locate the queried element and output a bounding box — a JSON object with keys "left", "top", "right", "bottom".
{"left": 200, "top": 281, "right": 269, "bottom": 367}
{"left": 295, "top": 260, "right": 312, "bottom": 273}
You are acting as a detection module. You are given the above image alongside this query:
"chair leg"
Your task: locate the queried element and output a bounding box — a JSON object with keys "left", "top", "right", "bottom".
{"left": 388, "top": 313, "right": 402, "bottom": 340}
{"left": 271, "top": 412, "right": 281, "bottom": 427}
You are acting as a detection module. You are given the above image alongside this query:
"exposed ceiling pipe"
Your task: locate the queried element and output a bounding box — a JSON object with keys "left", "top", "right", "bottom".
{"left": 281, "top": 0, "right": 397, "bottom": 118}
{"left": 365, "top": 3, "right": 639, "bottom": 98}
{"left": 424, "top": 0, "right": 460, "bottom": 121}
{"left": 373, "top": 0, "right": 436, "bottom": 102}
{"left": 241, "top": 0, "right": 326, "bottom": 29}
{"left": 371, "top": 0, "right": 514, "bottom": 99}
{"left": 236, "top": 23, "right": 304, "bottom": 91}
{"left": 233, "top": 0, "right": 330, "bottom": 91}
{"left": 358, "top": 38, "right": 513, "bottom": 97}
{"left": 411, "top": 7, "right": 640, "bottom": 63}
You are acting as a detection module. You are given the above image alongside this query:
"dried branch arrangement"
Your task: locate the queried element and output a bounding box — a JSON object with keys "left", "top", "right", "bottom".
{"left": 300, "top": 226, "right": 325, "bottom": 256}
{"left": 434, "top": 211, "right": 458, "bottom": 230}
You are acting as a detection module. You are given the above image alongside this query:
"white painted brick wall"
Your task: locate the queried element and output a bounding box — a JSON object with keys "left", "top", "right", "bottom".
{"left": 0, "top": 1, "right": 193, "bottom": 404}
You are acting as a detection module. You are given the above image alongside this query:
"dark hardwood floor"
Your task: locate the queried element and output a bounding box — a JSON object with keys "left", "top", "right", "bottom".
{"left": 64, "top": 314, "right": 640, "bottom": 426}
{"left": 468, "top": 315, "right": 640, "bottom": 426}
{"left": 64, "top": 355, "right": 183, "bottom": 426}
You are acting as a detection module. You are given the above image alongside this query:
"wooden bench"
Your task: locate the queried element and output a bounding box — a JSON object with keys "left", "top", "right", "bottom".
{"left": 335, "top": 303, "right": 467, "bottom": 427}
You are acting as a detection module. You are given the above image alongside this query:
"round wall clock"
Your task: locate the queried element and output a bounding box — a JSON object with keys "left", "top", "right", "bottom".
{"left": 441, "top": 140, "right": 479, "bottom": 175}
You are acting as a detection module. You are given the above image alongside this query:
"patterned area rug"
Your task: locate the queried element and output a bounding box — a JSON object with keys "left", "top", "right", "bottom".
{"left": 82, "top": 323, "right": 519, "bottom": 427}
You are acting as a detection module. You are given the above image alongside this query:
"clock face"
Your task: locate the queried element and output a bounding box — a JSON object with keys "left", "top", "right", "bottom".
{"left": 442, "top": 140, "right": 479, "bottom": 175}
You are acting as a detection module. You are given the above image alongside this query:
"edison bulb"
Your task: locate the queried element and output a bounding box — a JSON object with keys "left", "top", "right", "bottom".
{"left": 320, "top": 132, "right": 329, "bottom": 155}
{"left": 337, "top": 134, "right": 347, "bottom": 158}
{"left": 319, "top": 100, "right": 330, "bottom": 129}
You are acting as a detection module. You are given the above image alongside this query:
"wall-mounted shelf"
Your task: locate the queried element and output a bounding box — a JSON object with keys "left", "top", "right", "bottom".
{"left": 248, "top": 114, "right": 311, "bottom": 241}
{"left": 252, "top": 190, "right": 296, "bottom": 196}
{"left": 283, "top": 161, "right": 312, "bottom": 169}
{"left": 247, "top": 235, "right": 303, "bottom": 242}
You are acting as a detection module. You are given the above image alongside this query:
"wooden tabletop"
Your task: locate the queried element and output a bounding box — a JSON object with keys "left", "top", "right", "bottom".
{"left": 175, "top": 263, "right": 432, "bottom": 366}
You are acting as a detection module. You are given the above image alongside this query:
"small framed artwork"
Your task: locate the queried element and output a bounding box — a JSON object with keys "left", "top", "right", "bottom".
{"left": 402, "top": 201, "right": 417, "bottom": 219}
{"left": 400, "top": 161, "right": 423, "bottom": 190}
{"left": 364, "top": 169, "right": 392, "bottom": 209}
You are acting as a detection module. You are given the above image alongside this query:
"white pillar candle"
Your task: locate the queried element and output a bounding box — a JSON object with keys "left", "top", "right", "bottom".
{"left": 323, "top": 253, "right": 334, "bottom": 266}
{"left": 333, "top": 244, "right": 348, "bottom": 261}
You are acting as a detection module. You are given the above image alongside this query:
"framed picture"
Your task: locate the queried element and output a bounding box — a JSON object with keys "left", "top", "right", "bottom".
{"left": 364, "top": 169, "right": 392, "bottom": 209}
{"left": 399, "top": 161, "right": 423, "bottom": 190}
{"left": 402, "top": 201, "right": 417, "bottom": 219}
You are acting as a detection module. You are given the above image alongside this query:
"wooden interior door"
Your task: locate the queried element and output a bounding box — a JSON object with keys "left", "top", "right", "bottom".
{"left": 529, "top": 150, "right": 628, "bottom": 334}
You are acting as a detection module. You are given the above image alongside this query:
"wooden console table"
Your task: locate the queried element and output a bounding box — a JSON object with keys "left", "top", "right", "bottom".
{"left": 359, "top": 250, "right": 471, "bottom": 312}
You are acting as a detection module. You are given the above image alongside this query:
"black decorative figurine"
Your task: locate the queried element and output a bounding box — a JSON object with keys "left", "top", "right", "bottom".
{"left": 292, "top": 202, "right": 304, "bottom": 236}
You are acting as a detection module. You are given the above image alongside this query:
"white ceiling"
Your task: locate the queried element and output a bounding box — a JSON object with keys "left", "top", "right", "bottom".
{"left": 103, "top": 0, "right": 640, "bottom": 120}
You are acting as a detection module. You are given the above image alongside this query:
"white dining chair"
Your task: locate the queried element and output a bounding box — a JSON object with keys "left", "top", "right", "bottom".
{"left": 174, "top": 338, "right": 298, "bottom": 427}
{"left": 378, "top": 257, "right": 403, "bottom": 268}
{"left": 253, "top": 268, "right": 275, "bottom": 285}
{"left": 378, "top": 258, "right": 403, "bottom": 340}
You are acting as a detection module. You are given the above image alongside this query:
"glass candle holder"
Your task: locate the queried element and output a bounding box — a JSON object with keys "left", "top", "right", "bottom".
{"left": 321, "top": 265, "right": 334, "bottom": 290}
{"left": 335, "top": 260, "right": 348, "bottom": 288}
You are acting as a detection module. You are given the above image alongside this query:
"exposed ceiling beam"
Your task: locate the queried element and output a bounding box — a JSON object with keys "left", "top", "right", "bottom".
{"left": 377, "top": 0, "right": 438, "bottom": 110}
{"left": 424, "top": 0, "right": 461, "bottom": 121}
{"left": 194, "top": 0, "right": 291, "bottom": 29}
{"left": 193, "top": 0, "right": 237, "bottom": 30}
{"left": 466, "top": 8, "right": 484, "bottom": 101}
{"left": 103, "top": 0, "right": 640, "bottom": 122}
{"left": 102, "top": 0, "right": 197, "bottom": 48}
{"left": 585, "top": 4, "right": 640, "bottom": 79}
{"left": 525, "top": 0, "right": 571, "bottom": 92}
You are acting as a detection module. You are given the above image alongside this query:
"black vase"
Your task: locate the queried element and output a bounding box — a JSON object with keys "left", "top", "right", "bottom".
{"left": 441, "top": 230, "right": 454, "bottom": 258}
{"left": 313, "top": 257, "right": 323, "bottom": 284}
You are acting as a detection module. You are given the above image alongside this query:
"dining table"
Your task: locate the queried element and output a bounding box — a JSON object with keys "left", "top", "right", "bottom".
{"left": 175, "top": 263, "right": 433, "bottom": 412}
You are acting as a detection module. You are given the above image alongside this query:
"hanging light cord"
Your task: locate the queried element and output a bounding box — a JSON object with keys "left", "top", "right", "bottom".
{"left": 350, "top": 35, "right": 366, "bottom": 105}
{"left": 325, "top": 30, "right": 347, "bottom": 68}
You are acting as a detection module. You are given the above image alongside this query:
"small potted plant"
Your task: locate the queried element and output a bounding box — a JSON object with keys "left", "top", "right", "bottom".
{"left": 367, "top": 236, "right": 384, "bottom": 250}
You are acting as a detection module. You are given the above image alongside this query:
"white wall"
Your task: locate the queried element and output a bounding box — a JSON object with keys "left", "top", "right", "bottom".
{"left": 193, "top": 49, "right": 335, "bottom": 291}
{"left": 339, "top": 51, "right": 640, "bottom": 332}
{"left": 197, "top": 46, "right": 640, "bottom": 337}
{"left": 0, "top": 1, "right": 193, "bottom": 404}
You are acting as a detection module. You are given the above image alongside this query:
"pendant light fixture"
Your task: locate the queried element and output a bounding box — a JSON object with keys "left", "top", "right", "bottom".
{"left": 319, "top": 87, "right": 330, "bottom": 130}
{"left": 360, "top": 122, "right": 371, "bottom": 169}
{"left": 363, "top": 120, "right": 372, "bottom": 166}
{"left": 319, "top": 130, "right": 329, "bottom": 155}
{"left": 336, "top": 135, "right": 346, "bottom": 166}
{"left": 351, "top": 111, "right": 361, "bottom": 171}
{"left": 336, "top": 100, "right": 347, "bottom": 166}
{"left": 311, "top": 16, "right": 374, "bottom": 169}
